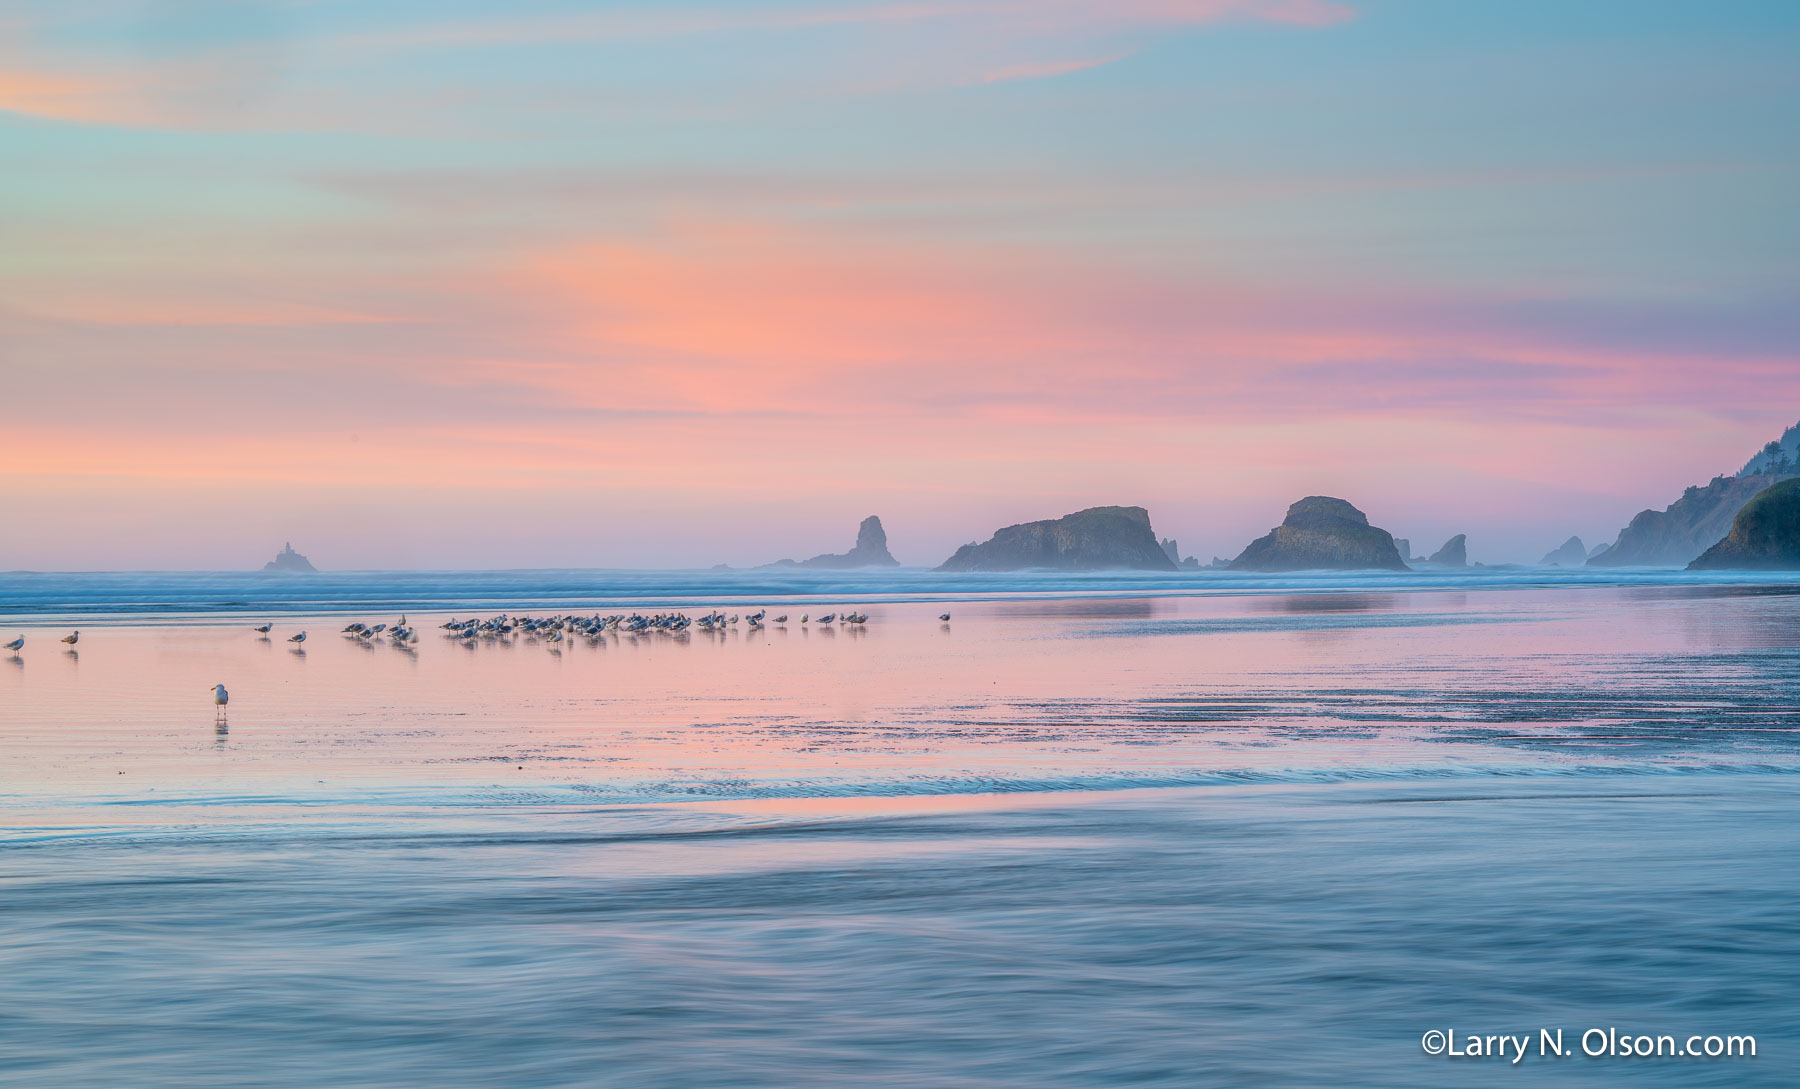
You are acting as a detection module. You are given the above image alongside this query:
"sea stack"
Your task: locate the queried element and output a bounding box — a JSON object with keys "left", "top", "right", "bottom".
{"left": 1227, "top": 497, "right": 1408, "bottom": 572}
{"left": 1687, "top": 480, "right": 1800, "bottom": 570}
{"left": 774, "top": 515, "right": 901, "bottom": 569}
{"left": 1540, "top": 536, "right": 1588, "bottom": 566}
{"left": 1428, "top": 535, "right": 1467, "bottom": 567}
{"left": 936, "top": 506, "right": 1177, "bottom": 572}
{"left": 262, "top": 542, "right": 318, "bottom": 573}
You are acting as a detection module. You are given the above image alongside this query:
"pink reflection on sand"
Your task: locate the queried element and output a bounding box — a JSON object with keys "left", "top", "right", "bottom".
{"left": 1, "top": 588, "right": 1791, "bottom": 816}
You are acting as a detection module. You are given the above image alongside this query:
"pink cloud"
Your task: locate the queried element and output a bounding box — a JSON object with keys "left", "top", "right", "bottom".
{"left": 983, "top": 52, "right": 1132, "bottom": 83}
{"left": 494, "top": 219, "right": 1800, "bottom": 438}
{"left": 0, "top": 67, "right": 121, "bottom": 123}
{"left": 0, "top": 40, "right": 302, "bottom": 129}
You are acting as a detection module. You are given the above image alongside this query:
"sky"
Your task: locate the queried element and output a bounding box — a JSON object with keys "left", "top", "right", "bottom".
{"left": 3, "top": 0, "right": 1799, "bottom": 570}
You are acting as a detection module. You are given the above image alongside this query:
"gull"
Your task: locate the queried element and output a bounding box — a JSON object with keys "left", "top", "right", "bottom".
{"left": 939, "top": 613, "right": 951, "bottom": 621}
{"left": 212, "top": 683, "right": 230, "bottom": 708}
{"left": 4, "top": 635, "right": 22, "bottom": 652}
{"left": 771, "top": 615, "right": 787, "bottom": 624}
{"left": 288, "top": 631, "right": 308, "bottom": 645}
{"left": 61, "top": 631, "right": 80, "bottom": 646}
{"left": 252, "top": 624, "right": 272, "bottom": 634}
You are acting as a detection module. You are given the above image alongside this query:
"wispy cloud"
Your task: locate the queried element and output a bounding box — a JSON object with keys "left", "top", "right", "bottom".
{"left": 983, "top": 52, "right": 1132, "bottom": 84}
{"left": 0, "top": 0, "right": 1352, "bottom": 130}
{"left": 0, "top": 39, "right": 302, "bottom": 128}
{"left": 338, "top": 0, "right": 1354, "bottom": 51}
{"left": 0, "top": 67, "right": 118, "bottom": 123}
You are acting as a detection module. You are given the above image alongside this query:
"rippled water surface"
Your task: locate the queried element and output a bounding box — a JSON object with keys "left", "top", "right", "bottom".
{"left": 2, "top": 578, "right": 1797, "bottom": 1086}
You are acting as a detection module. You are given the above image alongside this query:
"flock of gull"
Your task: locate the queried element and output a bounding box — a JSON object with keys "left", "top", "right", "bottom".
{"left": 7, "top": 609, "right": 955, "bottom": 710}
{"left": 248, "top": 605, "right": 942, "bottom": 651}
{"left": 4, "top": 608, "right": 955, "bottom": 660}
{"left": 436, "top": 607, "right": 892, "bottom": 643}
{"left": 230, "top": 608, "right": 904, "bottom": 652}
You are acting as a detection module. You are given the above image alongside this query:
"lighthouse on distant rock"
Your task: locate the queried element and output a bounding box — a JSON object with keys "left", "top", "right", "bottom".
{"left": 262, "top": 541, "right": 318, "bottom": 573}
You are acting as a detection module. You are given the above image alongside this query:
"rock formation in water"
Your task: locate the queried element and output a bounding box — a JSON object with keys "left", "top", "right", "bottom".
{"left": 1393, "top": 538, "right": 1413, "bottom": 563}
{"left": 1587, "top": 542, "right": 1612, "bottom": 560}
{"left": 262, "top": 542, "right": 317, "bottom": 573}
{"left": 1589, "top": 474, "right": 1792, "bottom": 567}
{"left": 1426, "top": 535, "right": 1467, "bottom": 566}
{"left": 768, "top": 515, "right": 900, "bottom": 569}
{"left": 1540, "top": 536, "right": 1588, "bottom": 566}
{"left": 1159, "top": 538, "right": 1181, "bottom": 566}
{"left": 1227, "top": 497, "right": 1408, "bottom": 572}
{"left": 1687, "top": 480, "right": 1800, "bottom": 570}
{"left": 936, "top": 506, "right": 1177, "bottom": 572}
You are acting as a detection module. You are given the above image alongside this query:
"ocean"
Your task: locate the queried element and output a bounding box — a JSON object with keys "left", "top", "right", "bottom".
{"left": 1, "top": 570, "right": 1795, "bottom": 1086}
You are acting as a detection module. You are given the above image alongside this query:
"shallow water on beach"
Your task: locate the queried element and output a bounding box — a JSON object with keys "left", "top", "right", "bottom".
{"left": 2, "top": 581, "right": 1798, "bottom": 1086}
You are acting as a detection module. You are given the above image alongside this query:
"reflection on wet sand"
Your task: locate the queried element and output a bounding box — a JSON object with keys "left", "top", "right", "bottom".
{"left": 4, "top": 589, "right": 1800, "bottom": 808}
{"left": 1008, "top": 597, "right": 1163, "bottom": 620}
{"left": 1254, "top": 593, "right": 1399, "bottom": 614}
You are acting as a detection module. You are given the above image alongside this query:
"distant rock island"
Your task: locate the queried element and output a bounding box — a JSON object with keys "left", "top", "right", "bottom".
{"left": 1426, "top": 534, "right": 1467, "bottom": 567}
{"left": 1228, "top": 497, "right": 1408, "bottom": 572}
{"left": 262, "top": 542, "right": 317, "bottom": 573}
{"left": 1159, "top": 537, "right": 1201, "bottom": 569}
{"left": 766, "top": 515, "right": 899, "bottom": 569}
{"left": 769, "top": 515, "right": 900, "bottom": 569}
{"left": 1540, "top": 536, "right": 1588, "bottom": 566}
{"left": 936, "top": 506, "right": 1177, "bottom": 572}
{"left": 1687, "top": 480, "right": 1800, "bottom": 570}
